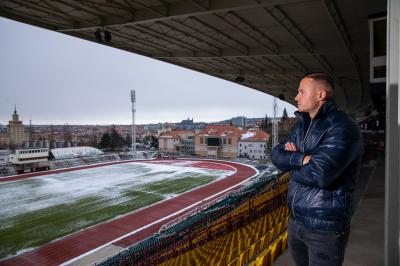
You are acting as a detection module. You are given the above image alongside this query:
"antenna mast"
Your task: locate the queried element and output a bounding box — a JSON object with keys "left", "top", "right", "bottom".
{"left": 272, "top": 97, "right": 279, "bottom": 148}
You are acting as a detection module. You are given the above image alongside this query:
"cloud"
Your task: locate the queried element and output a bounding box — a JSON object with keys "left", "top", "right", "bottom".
{"left": 0, "top": 17, "right": 296, "bottom": 125}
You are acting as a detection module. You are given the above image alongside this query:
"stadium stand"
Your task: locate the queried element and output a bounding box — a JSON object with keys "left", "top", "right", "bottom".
{"left": 50, "top": 146, "right": 104, "bottom": 160}
{"left": 48, "top": 154, "right": 120, "bottom": 170}
{"left": 98, "top": 171, "right": 290, "bottom": 266}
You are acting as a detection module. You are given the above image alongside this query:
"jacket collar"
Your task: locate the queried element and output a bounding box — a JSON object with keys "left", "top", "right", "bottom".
{"left": 295, "top": 98, "right": 337, "bottom": 122}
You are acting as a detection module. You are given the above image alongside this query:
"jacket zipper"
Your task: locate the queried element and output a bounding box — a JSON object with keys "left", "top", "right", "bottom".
{"left": 302, "top": 120, "right": 313, "bottom": 152}
{"left": 291, "top": 184, "right": 299, "bottom": 219}
{"left": 291, "top": 120, "right": 313, "bottom": 220}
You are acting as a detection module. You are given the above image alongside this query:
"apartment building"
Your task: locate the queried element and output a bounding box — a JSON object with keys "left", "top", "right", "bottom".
{"left": 194, "top": 125, "right": 242, "bottom": 159}
{"left": 238, "top": 130, "right": 270, "bottom": 160}
{"left": 159, "top": 130, "right": 195, "bottom": 154}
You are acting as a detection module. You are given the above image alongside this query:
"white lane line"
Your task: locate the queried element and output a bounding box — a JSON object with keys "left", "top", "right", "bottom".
{"left": 145, "top": 160, "right": 237, "bottom": 172}
{"left": 61, "top": 161, "right": 258, "bottom": 266}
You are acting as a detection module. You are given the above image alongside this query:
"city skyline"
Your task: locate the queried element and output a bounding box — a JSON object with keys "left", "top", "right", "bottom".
{"left": 0, "top": 17, "right": 297, "bottom": 125}
{"left": 0, "top": 109, "right": 281, "bottom": 127}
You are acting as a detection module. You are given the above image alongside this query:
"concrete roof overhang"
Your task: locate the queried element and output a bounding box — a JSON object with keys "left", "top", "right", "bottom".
{"left": 0, "top": 0, "right": 387, "bottom": 112}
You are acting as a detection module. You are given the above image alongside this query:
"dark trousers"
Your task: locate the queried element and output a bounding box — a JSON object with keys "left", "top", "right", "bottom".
{"left": 287, "top": 219, "right": 350, "bottom": 266}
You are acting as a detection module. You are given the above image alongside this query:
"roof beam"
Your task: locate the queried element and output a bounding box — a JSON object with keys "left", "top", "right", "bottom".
{"left": 127, "top": 24, "right": 197, "bottom": 56}
{"left": 154, "top": 44, "right": 344, "bottom": 58}
{"left": 9, "top": 0, "right": 79, "bottom": 27}
{"left": 56, "top": 0, "right": 110, "bottom": 20}
{"left": 0, "top": 5, "right": 70, "bottom": 30}
{"left": 215, "top": 11, "right": 279, "bottom": 54}
{"left": 103, "top": 27, "right": 175, "bottom": 56}
{"left": 321, "top": 0, "right": 363, "bottom": 109}
{"left": 83, "top": 31, "right": 155, "bottom": 56}
{"left": 181, "top": 56, "right": 290, "bottom": 77}
{"left": 263, "top": 4, "right": 349, "bottom": 108}
{"left": 126, "top": 0, "right": 168, "bottom": 17}
{"left": 212, "top": 57, "right": 292, "bottom": 86}
{"left": 281, "top": 55, "right": 308, "bottom": 73}
{"left": 180, "top": 16, "right": 249, "bottom": 55}
{"left": 56, "top": 0, "right": 312, "bottom": 31}
{"left": 162, "top": 57, "right": 287, "bottom": 88}
{"left": 152, "top": 21, "right": 221, "bottom": 56}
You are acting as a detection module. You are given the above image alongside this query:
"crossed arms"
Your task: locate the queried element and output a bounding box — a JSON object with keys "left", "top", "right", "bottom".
{"left": 271, "top": 123, "right": 362, "bottom": 189}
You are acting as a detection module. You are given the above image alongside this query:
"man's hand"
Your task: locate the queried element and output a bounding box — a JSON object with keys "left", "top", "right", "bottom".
{"left": 302, "top": 155, "right": 311, "bottom": 165}
{"left": 285, "top": 142, "right": 312, "bottom": 165}
{"left": 284, "top": 142, "right": 297, "bottom": 151}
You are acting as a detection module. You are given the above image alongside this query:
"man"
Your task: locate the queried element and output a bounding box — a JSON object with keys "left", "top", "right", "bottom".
{"left": 271, "top": 73, "right": 363, "bottom": 266}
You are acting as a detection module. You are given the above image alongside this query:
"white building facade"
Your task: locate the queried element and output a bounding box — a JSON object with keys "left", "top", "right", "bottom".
{"left": 238, "top": 141, "right": 267, "bottom": 160}
{"left": 9, "top": 148, "right": 49, "bottom": 164}
{"left": 238, "top": 130, "right": 269, "bottom": 160}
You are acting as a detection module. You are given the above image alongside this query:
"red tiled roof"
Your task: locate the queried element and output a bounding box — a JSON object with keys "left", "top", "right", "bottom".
{"left": 240, "top": 130, "right": 270, "bottom": 142}
{"left": 159, "top": 130, "right": 194, "bottom": 139}
{"left": 198, "top": 125, "right": 243, "bottom": 137}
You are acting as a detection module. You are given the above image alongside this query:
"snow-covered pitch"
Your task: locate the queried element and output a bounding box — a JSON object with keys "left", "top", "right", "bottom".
{"left": 0, "top": 161, "right": 234, "bottom": 259}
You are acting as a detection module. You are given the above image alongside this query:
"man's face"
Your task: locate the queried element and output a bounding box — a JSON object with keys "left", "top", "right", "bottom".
{"left": 294, "top": 78, "right": 321, "bottom": 114}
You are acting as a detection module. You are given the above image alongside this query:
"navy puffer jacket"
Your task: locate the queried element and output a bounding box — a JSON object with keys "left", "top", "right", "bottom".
{"left": 271, "top": 99, "right": 363, "bottom": 232}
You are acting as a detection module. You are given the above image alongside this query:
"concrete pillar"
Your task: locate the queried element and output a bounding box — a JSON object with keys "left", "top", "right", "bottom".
{"left": 385, "top": 0, "right": 400, "bottom": 265}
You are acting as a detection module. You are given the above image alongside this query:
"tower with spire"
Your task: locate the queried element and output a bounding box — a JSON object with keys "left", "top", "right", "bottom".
{"left": 12, "top": 105, "right": 19, "bottom": 121}
{"left": 8, "top": 105, "right": 25, "bottom": 149}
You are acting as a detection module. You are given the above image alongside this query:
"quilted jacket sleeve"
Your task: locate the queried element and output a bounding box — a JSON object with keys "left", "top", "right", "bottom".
{"left": 271, "top": 122, "right": 305, "bottom": 171}
{"left": 291, "top": 122, "right": 362, "bottom": 188}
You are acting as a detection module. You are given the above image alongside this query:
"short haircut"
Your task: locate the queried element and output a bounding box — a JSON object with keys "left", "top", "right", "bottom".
{"left": 302, "top": 72, "right": 334, "bottom": 97}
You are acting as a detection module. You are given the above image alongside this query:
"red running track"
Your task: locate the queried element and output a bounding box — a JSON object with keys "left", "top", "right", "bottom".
{"left": 0, "top": 159, "right": 257, "bottom": 266}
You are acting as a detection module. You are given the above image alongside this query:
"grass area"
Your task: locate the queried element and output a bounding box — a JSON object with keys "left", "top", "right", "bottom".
{"left": 0, "top": 173, "right": 218, "bottom": 259}
{"left": 142, "top": 174, "right": 215, "bottom": 195}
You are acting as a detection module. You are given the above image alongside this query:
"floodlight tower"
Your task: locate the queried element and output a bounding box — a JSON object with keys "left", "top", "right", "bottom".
{"left": 272, "top": 97, "right": 279, "bottom": 149}
{"left": 131, "top": 90, "right": 136, "bottom": 156}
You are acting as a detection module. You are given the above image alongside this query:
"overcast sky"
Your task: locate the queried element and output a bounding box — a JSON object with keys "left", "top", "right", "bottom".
{"left": 0, "top": 17, "right": 296, "bottom": 125}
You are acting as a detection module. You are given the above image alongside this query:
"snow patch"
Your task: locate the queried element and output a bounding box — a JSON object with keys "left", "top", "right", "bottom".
{"left": 0, "top": 162, "right": 234, "bottom": 220}
{"left": 241, "top": 132, "right": 256, "bottom": 140}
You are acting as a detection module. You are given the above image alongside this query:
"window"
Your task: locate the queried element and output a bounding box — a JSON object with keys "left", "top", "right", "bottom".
{"left": 239, "top": 143, "right": 242, "bottom": 147}
{"left": 228, "top": 138, "right": 231, "bottom": 145}
{"left": 260, "top": 144, "right": 262, "bottom": 147}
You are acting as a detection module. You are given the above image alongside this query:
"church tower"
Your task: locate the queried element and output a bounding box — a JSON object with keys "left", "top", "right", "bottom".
{"left": 8, "top": 105, "right": 25, "bottom": 148}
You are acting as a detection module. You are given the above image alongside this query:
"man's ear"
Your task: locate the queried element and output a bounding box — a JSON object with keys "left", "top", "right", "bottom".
{"left": 318, "top": 89, "right": 327, "bottom": 101}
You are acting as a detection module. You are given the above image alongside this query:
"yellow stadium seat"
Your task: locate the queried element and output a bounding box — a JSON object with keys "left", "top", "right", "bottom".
{"left": 238, "top": 248, "right": 250, "bottom": 265}
{"left": 249, "top": 240, "right": 259, "bottom": 259}
{"left": 158, "top": 173, "right": 291, "bottom": 266}
{"left": 271, "top": 237, "right": 283, "bottom": 262}
{"left": 256, "top": 248, "right": 272, "bottom": 266}
{"left": 228, "top": 257, "right": 239, "bottom": 266}
{"left": 282, "top": 231, "right": 288, "bottom": 251}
